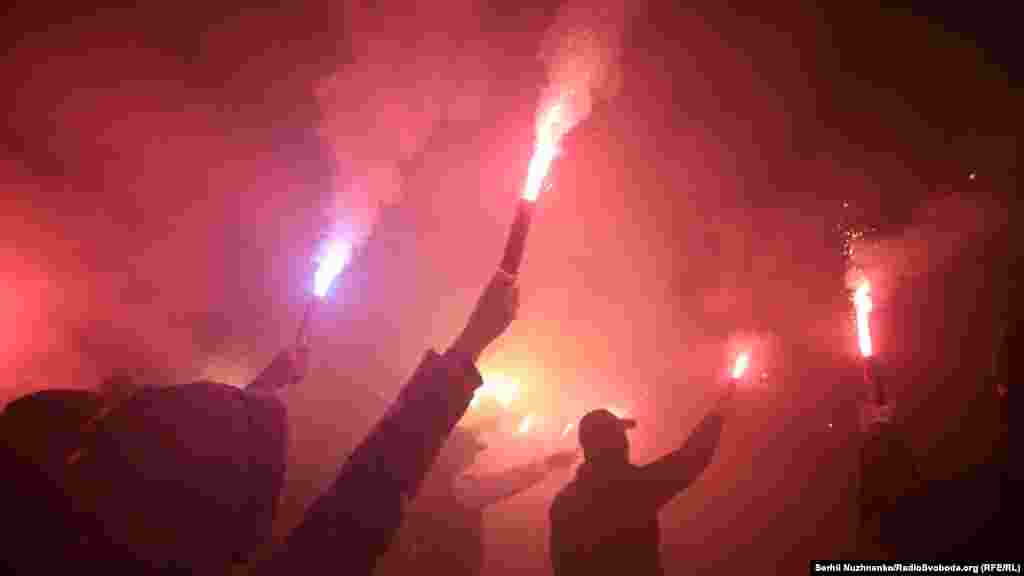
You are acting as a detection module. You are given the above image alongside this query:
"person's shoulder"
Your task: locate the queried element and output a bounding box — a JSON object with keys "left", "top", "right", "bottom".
{"left": 550, "top": 480, "right": 579, "bottom": 515}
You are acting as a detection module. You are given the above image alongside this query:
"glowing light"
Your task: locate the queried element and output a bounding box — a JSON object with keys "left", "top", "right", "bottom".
{"left": 521, "top": 101, "right": 565, "bottom": 202}
{"left": 474, "top": 373, "right": 520, "bottom": 409}
{"left": 517, "top": 413, "right": 535, "bottom": 435}
{"left": 561, "top": 422, "right": 575, "bottom": 438}
{"left": 731, "top": 352, "right": 750, "bottom": 379}
{"left": 313, "top": 240, "right": 352, "bottom": 298}
{"left": 853, "top": 280, "right": 874, "bottom": 357}
{"left": 969, "top": 172, "right": 976, "bottom": 180}
{"left": 606, "top": 405, "right": 628, "bottom": 419}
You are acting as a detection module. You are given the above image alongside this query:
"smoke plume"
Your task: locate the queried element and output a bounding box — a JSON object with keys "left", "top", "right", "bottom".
{"left": 316, "top": 1, "right": 488, "bottom": 247}
{"left": 847, "top": 191, "right": 1006, "bottom": 297}
{"left": 536, "top": 0, "right": 627, "bottom": 142}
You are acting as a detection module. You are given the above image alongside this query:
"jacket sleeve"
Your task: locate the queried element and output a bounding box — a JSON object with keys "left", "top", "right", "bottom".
{"left": 453, "top": 460, "right": 549, "bottom": 510}
{"left": 548, "top": 494, "right": 573, "bottom": 576}
{"left": 636, "top": 411, "right": 724, "bottom": 510}
{"left": 254, "top": 348, "right": 482, "bottom": 576}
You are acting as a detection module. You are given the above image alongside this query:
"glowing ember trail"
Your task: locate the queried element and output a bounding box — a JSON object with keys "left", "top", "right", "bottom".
{"left": 518, "top": 413, "right": 535, "bottom": 435}
{"left": 521, "top": 101, "right": 565, "bottom": 202}
{"left": 313, "top": 240, "right": 353, "bottom": 298}
{"left": 854, "top": 281, "right": 874, "bottom": 358}
{"left": 731, "top": 352, "right": 750, "bottom": 379}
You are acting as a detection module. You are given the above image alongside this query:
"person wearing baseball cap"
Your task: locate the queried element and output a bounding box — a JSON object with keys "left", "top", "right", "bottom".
{"left": 549, "top": 380, "right": 736, "bottom": 576}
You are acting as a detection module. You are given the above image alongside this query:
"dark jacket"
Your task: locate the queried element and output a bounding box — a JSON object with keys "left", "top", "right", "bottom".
{"left": 69, "top": 381, "right": 289, "bottom": 572}
{"left": 866, "top": 436, "right": 1016, "bottom": 559}
{"left": 254, "top": 348, "right": 482, "bottom": 576}
{"left": 1, "top": 389, "right": 102, "bottom": 478}
{"left": 1, "top": 382, "right": 286, "bottom": 574}
{"left": 549, "top": 412, "right": 725, "bottom": 576}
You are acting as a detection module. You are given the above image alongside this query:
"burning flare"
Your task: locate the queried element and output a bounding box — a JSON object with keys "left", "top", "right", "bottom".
{"left": 731, "top": 352, "right": 750, "bottom": 379}
{"left": 521, "top": 100, "right": 566, "bottom": 202}
{"left": 313, "top": 240, "right": 353, "bottom": 298}
{"left": 853, "top": 280, "right": 874, "bottom": 357}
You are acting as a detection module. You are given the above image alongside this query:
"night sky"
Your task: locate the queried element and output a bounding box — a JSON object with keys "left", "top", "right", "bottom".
{"left": 1, "top": 2, "right": 1017, "bottom": 573}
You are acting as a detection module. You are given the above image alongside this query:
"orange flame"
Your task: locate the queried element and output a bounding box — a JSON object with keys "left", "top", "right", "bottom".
{"left": 853, "top": 281, "right": 874, "bottom": 357}
{"left": 473, "top": 373, "right": 520, "bottom": 409}
{"left": 731, "top": 352, "right": 750, "bottom": 379}
{"left": 521, "top": 101, "right": 565, "bottom": 202}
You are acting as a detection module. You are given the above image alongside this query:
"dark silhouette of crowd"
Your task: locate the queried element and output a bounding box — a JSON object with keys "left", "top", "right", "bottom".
{"left": 1, "top": 254, "right": 1018, "bottom": 574}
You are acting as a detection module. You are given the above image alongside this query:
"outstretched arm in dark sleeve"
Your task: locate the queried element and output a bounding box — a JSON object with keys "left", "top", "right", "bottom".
{"left": 454, "top": 460, "right": 550, "bottom": 510}
{"left": 255, "top": 349, "right": 481, "bottom": 575}
{"left": 636, "top": 411, "right": 725, "bottom": 511}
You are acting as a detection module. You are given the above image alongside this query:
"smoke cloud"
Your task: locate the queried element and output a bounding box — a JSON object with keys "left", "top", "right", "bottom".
{"left": 536, "top": 0, "right": 627, "bottom": 142}
{"left": 316, "top": 1, "right": 490, "bottom": 247}
{"left": 847, "top": 191, "right": 1006, "bottom": 298}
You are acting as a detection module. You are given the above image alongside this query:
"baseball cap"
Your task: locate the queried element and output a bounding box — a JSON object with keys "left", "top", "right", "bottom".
{"left": 578, "top": 408, "right": 637, "bottom": 446}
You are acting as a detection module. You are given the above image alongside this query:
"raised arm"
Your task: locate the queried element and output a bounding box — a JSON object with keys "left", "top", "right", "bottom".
{"left": 255, "top": 271, "right": 519, "bottom": 576}
{"left": 454, "top": 451, "right": 576, "bottom": 510}
{"left": 635, "top": 380, "right": 733, "bottom": 510}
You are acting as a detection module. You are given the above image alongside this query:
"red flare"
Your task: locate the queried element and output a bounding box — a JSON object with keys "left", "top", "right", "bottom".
{"left": 731, "top": 352, "right": 750, "bottom": 379}
{"left": 854, "top": 281, "right": 874, "bottom": 358}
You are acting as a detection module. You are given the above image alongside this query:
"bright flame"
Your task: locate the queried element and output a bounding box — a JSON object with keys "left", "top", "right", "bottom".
{"left": 854, "top": 281, "right": 874, "bottom": 357}
{"left": 731, "top": 352, "right": 750, "bottom": 379}
{"left": 474, "top": 373, "right": 521, "bottom": 409}
{"left": 518, "top": 413, "right": 535, "bottom": 435}
{"left": 521, "top": 101, "right": 565, "bottom": 202}
{"left": 313, "top": 240, "right": 353, "bottom": 298}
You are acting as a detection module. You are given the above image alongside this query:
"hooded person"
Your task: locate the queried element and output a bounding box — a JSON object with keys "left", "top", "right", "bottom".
{"left": 376, "top": 425, "right": 577, "bottom": 576}
{"left": 1, "top": 388, "right": 104, "bottom": 573}
{"left": 1, "top": 388, "right": 103, "bottom": 479}
{"left": 549, "top": 379, "right": 735, "bottom": 576}
{"left": 0, "top": 346, "right": 306, "bottom": 573}
{"left": 58, "top": 347, "right": 305, "bottom": 572}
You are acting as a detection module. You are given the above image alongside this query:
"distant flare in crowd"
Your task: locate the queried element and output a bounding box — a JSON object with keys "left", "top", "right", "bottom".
{"left": 518, "top": 413, "right": 535, "bottom": 435}
{"left": 473, "top": 373, "right": 521, "bottom": 409}
{"left": 731, "top": 352, "right": 750, "bottom": 380}
{"left": 853, "top": 280, "right": 874, "bottom": 358}
{"left": 313, "top": 240, "right": 353, "bottom": 298}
